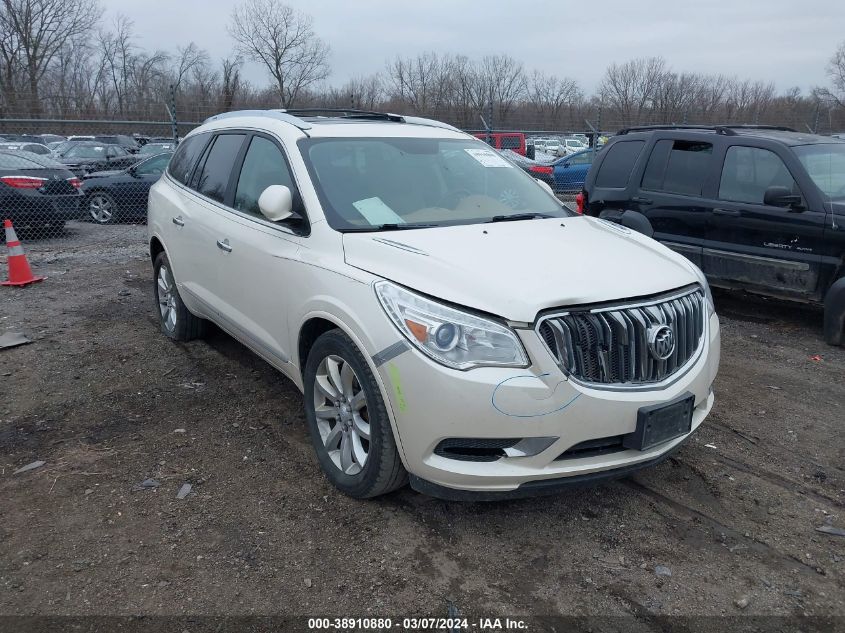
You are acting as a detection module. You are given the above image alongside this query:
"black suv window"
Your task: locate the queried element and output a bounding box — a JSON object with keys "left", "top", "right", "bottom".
{"left": 168, "top": 134, "right": 209, "bottom": 185}
{"left": 234, "top": 136, "right": 300, "bottom": 218}
{"left": 642, "top": 140, "right": 713, "bottom": 196}
{"left": 718, "top": 146, "right": 797, "bottom": 205}
{"left": 194, "top": 134, "right": 246, "bottom": 203}
{"left": 595, "top": 140, "right": 645, "bottom": 188}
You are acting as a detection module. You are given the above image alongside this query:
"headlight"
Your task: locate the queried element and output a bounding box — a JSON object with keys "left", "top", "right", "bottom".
{"left": 690, "top": 263, "right": 715, "bottom": 316}
{"left": 375, "top": 281, "right": 529, "bottom": 370}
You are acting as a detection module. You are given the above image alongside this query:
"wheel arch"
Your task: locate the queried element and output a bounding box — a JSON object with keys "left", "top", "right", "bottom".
{"left": 295, "top": 309, "right": 411, "bottom": 468}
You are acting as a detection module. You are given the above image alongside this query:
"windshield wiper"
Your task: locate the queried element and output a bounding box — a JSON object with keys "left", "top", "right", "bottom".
{"left": 342, "top": 223, "right": 438, "bottom": 232}
{"left": 486, "top": 213, "right": 554, "bottom": 223}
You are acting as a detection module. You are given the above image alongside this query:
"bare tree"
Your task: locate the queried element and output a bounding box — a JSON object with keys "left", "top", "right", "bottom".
{"left": 229, "top": 0, "right": 329, "bottom": 107}
{"left": 528, "top": 70, "right": 582, "bottom": 127}
{"left": 172, "top": 42, "right": 210, "bottom": 91}
{"left": 0, "top": 0, "right": 100, "bottom": 116}
{"left": 220, "top": 56, "right": 243, "bottom": 111}
{"left": 816, "top": 41, "right": 845, "bottom": 110}
{"left": 600, "top": 57, "right": 668, "bottom": 126}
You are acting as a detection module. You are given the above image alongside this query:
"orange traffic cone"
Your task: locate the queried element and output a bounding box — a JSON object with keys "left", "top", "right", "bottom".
{"left": 2, "top": 219, "right": 45, "bottom": 287}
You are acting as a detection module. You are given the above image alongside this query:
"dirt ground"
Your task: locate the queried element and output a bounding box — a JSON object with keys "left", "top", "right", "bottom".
{"left": 1, "top": 222, "right": 844, "bottom": 623}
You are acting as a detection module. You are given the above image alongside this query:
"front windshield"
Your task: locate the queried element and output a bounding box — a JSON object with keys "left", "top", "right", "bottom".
{"left": 792, "top": 143, "right": 845, "bottom": 199}
{"left": 65, "top": 145, "right": 106, "bottom": 159}
{"left": 299, "top": 137, "right": 569, "bottom": 230}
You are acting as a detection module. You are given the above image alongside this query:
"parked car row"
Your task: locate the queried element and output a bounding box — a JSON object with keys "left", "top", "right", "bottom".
{"left": 503, "top": 147, "right": 600, "bottom": 194}
{"left": 0, "top": 143, "right": 174, "bottom": 230}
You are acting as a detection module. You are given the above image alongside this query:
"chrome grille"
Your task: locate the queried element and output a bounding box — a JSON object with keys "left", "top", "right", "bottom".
{"left": 537, "top": 287, "right": 706, "bottom": 386}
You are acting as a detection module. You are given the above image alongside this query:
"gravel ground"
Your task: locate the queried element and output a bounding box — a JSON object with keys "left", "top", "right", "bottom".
{"left": 1, "top": 222, "right": 844, "bottom": 623}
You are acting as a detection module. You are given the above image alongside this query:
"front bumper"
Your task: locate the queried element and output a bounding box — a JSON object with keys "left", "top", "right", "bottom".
{"left": 376, "top": 312, "right": 720, "bottom": 496}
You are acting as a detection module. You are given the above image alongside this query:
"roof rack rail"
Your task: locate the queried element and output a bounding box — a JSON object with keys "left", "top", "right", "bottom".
{"left": 716, "top": 124, "right": 798, "bottom": 132}
{"left": 617, "top": 124, "right": 730, "bottom": 135}
{"left": 202, "top": 108, "right": 462, "bottom": 134}
{"left": 402, "top": 115, "right": 461, "bottom": 133}
{"left": 203, "top": 109, "right": 312, "bottom": 130}
{"left": 281, "top": 108, "right": 406, "bottom": 123}
{"left": 617, "top": 123, "right": 798, "bottom": 136}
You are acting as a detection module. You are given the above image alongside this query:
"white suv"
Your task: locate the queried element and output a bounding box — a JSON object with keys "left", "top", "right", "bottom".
{"left": 148, "top": 109, "right": 721, "bottom": 500}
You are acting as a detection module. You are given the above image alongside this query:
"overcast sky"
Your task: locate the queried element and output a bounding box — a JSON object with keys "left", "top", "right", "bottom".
{"left": 107, "top": 0, "right": 843, "bottom": 95}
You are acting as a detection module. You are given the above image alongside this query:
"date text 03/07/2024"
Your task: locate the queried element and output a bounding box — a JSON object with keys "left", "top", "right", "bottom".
{"left": 306, "top": 616, "right": 529, "bottom": 630}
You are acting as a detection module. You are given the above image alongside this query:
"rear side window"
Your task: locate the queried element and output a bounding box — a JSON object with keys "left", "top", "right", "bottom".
{"left": 500, "top": 135, "right": 521, "bottom": 150}
{"left": 642, "top": 140, "right": 713, "bottom": 196}
{"left": 168, "top": 134, "right": 209, "bottom": 185}
{"left": 594, "top": 140, "right": 645, "bottom": 188}
{"left": 234, "top": 136, "right": 300, "bottom": 217}
{"left": 195, "top": 134, "right": 246, "bottom": 203}
{"left": 718, "top": 146, "right": 797, "bottom": 205}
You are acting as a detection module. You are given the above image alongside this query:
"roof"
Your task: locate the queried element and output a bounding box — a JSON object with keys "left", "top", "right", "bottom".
{"left": 616, "top": 124, "right": 845, "bottom": 147}
{"left": 200, "top": 109, "right": 466, "bottom": 139}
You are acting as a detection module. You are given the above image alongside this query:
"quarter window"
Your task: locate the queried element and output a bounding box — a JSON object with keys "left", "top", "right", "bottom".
{"left": 194, "top": 134, "right": 246, "bottom": 203}
{"left": 718, "top": 146, "right": 797, "bottom": 205}
{"left": 594, "top": 140, "right": 645, "bottom": 188}
{"left": 641, "top": 140, "right": 713, "bottom": 196}
{"left": 234, "top": 136, "right": 299, "bottom": 217}
{"left": 168, "top": 134, "right": 209, "bottom": 186}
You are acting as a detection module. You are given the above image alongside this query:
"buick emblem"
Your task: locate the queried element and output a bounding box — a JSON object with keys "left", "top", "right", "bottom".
{"left": 647, "top": 325, "right": 675, "bottom": 360}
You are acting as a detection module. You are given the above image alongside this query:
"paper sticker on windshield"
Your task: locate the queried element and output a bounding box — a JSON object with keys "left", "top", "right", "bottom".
{"left": 464, "top": 148, "right": 513, "bottom": 168}
{"left": 352, "top": 197, "right": 405, "bottom": 225}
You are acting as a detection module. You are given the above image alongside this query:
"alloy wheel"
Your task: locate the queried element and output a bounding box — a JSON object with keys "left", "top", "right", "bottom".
{"left": 89, "top": 194, "right": 114, "bottom": 223}
{"left": 157, "top": 265, "right": 177, "bottom": 333}
{"left": 312, "top": 354, "right": 370, "bottom": 475}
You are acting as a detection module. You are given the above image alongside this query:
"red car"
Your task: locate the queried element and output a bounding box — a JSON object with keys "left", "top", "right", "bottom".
{"left": 473, "top": 132, "right": 527, "bottom": 156}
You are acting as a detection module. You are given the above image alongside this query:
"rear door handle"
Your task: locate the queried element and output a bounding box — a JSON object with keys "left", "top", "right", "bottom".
{"left": 631, "top": 196, "right": 653, "bottom": 205}
{"left": 216, "top": 239, "right": 232, "bottom": 253}
{"left": 713, "top": 208, "right": 740, "bottom": 217}
{"left": 171, "top": 216, "right": 185, "bottom": 227}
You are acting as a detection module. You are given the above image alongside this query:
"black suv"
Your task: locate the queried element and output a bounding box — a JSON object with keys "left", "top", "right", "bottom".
{"left": 582, "top": 125, "right": 845, "bottom": 345}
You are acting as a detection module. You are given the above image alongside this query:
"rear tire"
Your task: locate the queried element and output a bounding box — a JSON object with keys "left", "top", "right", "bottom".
{"left": 823, "top": 276, "right": 845, "bottom": 346}
{"left": 304, "top": 329, "right": 407, "bottom": 498}
{"left": 87, "top": 192, "right": 117, "bottom": 224}
{"left": 152, "top": 251, "right": 205, "bottom": 341}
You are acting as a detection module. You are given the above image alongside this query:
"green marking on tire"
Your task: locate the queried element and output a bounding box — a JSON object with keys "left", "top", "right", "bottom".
{"left": 387, "top": 363, "right": 408, "bottom": 412}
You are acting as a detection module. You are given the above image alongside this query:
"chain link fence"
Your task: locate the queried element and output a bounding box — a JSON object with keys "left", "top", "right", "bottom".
{"left": 1, "top": 104, "right": 843, "bottom": 283}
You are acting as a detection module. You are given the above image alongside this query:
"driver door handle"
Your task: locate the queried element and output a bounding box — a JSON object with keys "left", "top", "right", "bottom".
{"left": 631, "top": 196, "right": 653, "bottom": 205}
{"left": 216, "top": 239, "right": 232, "bottom": 253}
{"left": 713, "top": 208, "right": 740, "bottom": 217}
{"left": 171, "top": 216, "right": 185, "bottom": 227}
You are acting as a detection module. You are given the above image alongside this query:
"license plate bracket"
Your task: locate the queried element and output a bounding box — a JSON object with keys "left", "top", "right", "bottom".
{"left": 624, "top": 392, "right": 695, "bottom": 452}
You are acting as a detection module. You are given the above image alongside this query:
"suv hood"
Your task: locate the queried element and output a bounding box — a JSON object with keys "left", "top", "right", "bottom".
{"left": 343, "top": 217, "right": 699, "bottom": 323}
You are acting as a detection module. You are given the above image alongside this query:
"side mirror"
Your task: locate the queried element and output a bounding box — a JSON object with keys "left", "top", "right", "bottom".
{"left": 535, "top": 179, "right": 554, "bottom": 196}
{"left": 258, "top": 184, "right": 294, "bottom": 221}
{"left": 763, "top": 186, "right": 802, "bottom": 210}
{"left": 599, "top": 209, "right": 655, "bottom": 238}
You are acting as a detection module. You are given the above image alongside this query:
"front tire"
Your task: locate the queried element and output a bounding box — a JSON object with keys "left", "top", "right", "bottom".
{"left": 304, "top": 330, "right": 407, "bottom": 498}
{"left": 152, "top": 252, "right": 205, "bottom": 341}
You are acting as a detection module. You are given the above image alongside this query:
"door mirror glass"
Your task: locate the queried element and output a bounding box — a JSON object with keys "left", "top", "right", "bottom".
{"left": 258, "top": 185, "right": 294, "bottom": 221}
{"left": 763, "top": 185, "right": 802, "bottom": 208}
